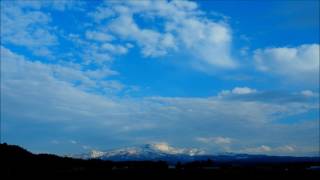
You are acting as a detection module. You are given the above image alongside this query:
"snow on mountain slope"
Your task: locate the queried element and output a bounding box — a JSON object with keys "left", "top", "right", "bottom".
{"left": 71, "top": 143, "right": 319, "bottom": 164}
{"left": 74, "top": 142, "right": 205, "bottom": 161}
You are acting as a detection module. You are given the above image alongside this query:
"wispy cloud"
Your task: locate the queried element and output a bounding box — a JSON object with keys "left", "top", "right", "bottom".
{"left": 196, "top": 137, "right": 232, "bottom": 145}
{"left": 1, "top": 46, "right": 318, "bottom": 155}
{"left": 238, "top": 145, "right": 297, "bottom": 154}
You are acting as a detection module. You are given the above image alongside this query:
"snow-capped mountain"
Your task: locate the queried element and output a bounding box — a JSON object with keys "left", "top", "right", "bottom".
{"left": 72, "top": 143, "right": 319, "bottom": 164}
{"left": 73, "top": 143, "right": 205, "bottom": 162}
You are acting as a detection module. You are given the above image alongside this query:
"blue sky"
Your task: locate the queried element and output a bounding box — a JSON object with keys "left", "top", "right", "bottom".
{"left": 1, "top": 0, "right": 319, "bottom": 156}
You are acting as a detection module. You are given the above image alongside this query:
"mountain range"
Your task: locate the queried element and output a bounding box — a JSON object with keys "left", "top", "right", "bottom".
{"left": 72, "top": 143, "right": 319, "bottom": 164}
{"left": 73, "top": 143, "right": 205, "bottom": 162}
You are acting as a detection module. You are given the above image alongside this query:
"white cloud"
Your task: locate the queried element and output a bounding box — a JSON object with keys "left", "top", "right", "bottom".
{"left": 196, "top": 136, "right": 232, "bottom": 145}
{"left": 276, "top": 145, "right": 295, "bottom": 153}
{"left": 301, "top": 90, "right": 317, "bottom": 97}
{"left": 1, "top": 47, "right": 318, "bottom": 156}
{"left": 85, "top": 31, "right": 114, "bottom": 42}
{"left": 84, "top": 67, "right": 118, "bottom": 79}
{"left": 67, "top": 34, "right": 130, "bottom": 65}
{"left": 241, "top": 145, "right": 272, "bottom": 153}
{"left": 88, "top": 0, "right": 236, "bottom": 71}
{"left": 50, "top": 0, "right": 84, "bottom": 11}
{"left": 254, "top": 44, "right": 320, "bottom": 84}
{"left": 218, "top": 87, "right": 257, "bottom": 96}
{"left": 170, "top": 17, "right": 235, "bottom": 70}
{"left": 146, "top": 96, "right": 315, "bottom": 124}
{"left": 101, "top": 43, "right": 128, "bottom": 55}
{"left": 0, "top": 0, "right": 236, "bottom": 72}
{"left": 1, "top": 46, "right": 123, "bottom": 94}
{"left": 1, "top": 1, "right": 86, "bottom": 61}
{"left": 108, "top": 14, "right": 176, "bottom": 57}
{"left": 239, "top": 145, "right": 296, "bottom": 154}
{"left": 100, "top": 80, "right": 125, "bottom": 93}
{"left": 83, "top": 44, "right": 113, "bottom": 64}
{"left": 70, "top": 140, "right": 78, "bottom": 144}
{"left": 1, "top": 46, "right": 124, "bottom": 126}
{"left": 232, "top": 87, "right": 257, "bottom": 95}
{"left": 12, "top": 0, "right": 84, "bottom": 11}
{"left": 1, "top": 2, "right": 57, "bottom": 56}
{"left": 81, "top": 41, "right": 132, "bottom": 64}
{"left": 89, "top": 5, "right": 115, "bottom": 22}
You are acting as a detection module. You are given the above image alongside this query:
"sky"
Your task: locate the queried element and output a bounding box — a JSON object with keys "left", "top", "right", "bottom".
{"left": 0, "top": 0, "right": 319, "bottom": 156}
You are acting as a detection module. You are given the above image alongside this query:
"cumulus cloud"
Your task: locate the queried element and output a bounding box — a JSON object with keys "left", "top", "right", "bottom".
{"left": 87, "top": 0, "right": 236, "bottom": 71}
{"left": 66, "top": 32, "right": 130, "bottom": 66}
{"left": 85, "top": 31, "right": 114, "bottom": 42}
{"left": 254, "top": 44, "right": 320, "bottom": 85}
{"left": 219, "top": 87, "right": 257, "bottom": 97}
{"left": 1, "top": 1, "right": 57, "bottom": 57}
{"left": 101, "top": 43, "right": 129, "bottom": 55}
{"left": 1, "top": 0, "right": 84, "bottom": 57}
{"left": 83, "top": 45, "right": 113, "bottom": 64}
{"left": 108, "top": 14, "right": 177, "bottom": 57}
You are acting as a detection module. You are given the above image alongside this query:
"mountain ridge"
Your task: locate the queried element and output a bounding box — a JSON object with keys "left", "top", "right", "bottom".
{"left": 73, "top": 143, "right": 205, "bottom": 162}
{"left": 72, "top": 143, "right": 320, "bottom": 164}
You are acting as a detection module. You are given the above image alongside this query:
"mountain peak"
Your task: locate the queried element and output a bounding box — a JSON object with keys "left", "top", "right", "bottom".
{"left": 146, "top": 142, "right": 205, "bottom": 156}
{"left": 75, "top": 143, "right": 205, "bottom": 160}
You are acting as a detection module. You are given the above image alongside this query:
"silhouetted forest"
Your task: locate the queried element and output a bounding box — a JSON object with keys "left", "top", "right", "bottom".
{"left": 1, "top": 143, "right": 319, "bottom": 178}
